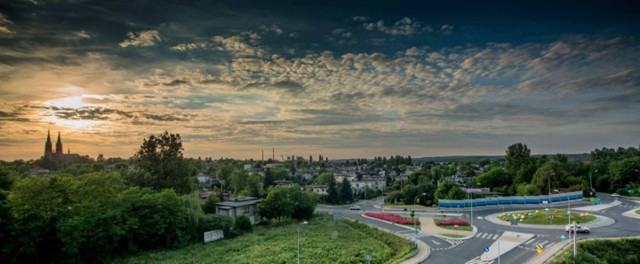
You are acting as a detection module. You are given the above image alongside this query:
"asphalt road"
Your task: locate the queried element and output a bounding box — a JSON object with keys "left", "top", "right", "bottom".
{"left": 317, "top": 193, "right": 640, "bottom": 264}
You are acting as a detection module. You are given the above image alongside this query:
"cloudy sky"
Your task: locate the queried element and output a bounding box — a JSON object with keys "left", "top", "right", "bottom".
{"left": 1, "top": 0, "right": 639, "bottom": 161}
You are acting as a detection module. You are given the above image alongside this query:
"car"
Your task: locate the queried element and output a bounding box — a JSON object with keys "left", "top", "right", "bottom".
{"left": 565, "top": 224, "right": 590, "bottom": 233}
{"left": 611, "top": 193, "right": 620, "bottom": 198}
{"left": 350, "top": 205, "right": 361, "bottom": 210}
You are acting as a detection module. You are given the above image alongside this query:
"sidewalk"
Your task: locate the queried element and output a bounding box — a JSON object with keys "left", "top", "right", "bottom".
{"left": 528, "top": 239, "right": 570, "bottom": 264}
{"left": 571, "top": 200, "right": 620, "bottom": 212}
{"left": 622, "top": 208, "right": 640, "bottom": 220}
{"left": 482, "top": 231, "right": 534, "bottom": 261}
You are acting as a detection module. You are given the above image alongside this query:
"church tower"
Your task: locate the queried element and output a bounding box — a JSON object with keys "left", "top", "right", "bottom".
{"left": 55, "top": 131, "right": 63, "bottom": 157}
{"left": 44, "top": 130, "right": 53, "bottom": 157}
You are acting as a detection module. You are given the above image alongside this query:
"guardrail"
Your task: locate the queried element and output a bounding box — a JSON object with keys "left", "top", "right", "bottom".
{"left": 438, "top": 191, "right": 583, "bottom": 208}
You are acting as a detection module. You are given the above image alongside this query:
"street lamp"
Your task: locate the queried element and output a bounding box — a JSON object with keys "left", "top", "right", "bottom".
{"left": 298, "top": 221, "right": 308, "bottom": 264}
{"left": 413, "top": 193, "right": 427, "bottom": 242}
{"left": 548, "top": 173, "right": 555, "bottom": 206}
{"left": 590, "top": 169, "right": 598, "bottom": 196}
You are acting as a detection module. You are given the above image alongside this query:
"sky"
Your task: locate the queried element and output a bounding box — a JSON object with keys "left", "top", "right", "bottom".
{"left": 0, "top": 0, "right": 639, "bottom": 161}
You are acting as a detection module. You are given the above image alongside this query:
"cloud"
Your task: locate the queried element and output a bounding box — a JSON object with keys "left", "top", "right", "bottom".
{"left": 0, "top": 11, "right": 13, "bottom": 34}
{"left": 363, "top": 17, "right": 423, "bottom": 36}
{"left": 352, "top": 16, "right": 368, "bottom": 21}
{"left": 119, "top": 30, "right": 162, "bottom": 47}
{"left": 211, "top": 33, "right": 265, "bottom": 57}
{"left": 260, "top": 24, "right": 284, "bottom": 35}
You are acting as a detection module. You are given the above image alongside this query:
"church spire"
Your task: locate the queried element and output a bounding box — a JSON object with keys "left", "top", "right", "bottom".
{"left": 55, "top": 131, "right": 63, "bottom": 156}
{"left": 44, "top": 130, "right": 53, "bottom": 157}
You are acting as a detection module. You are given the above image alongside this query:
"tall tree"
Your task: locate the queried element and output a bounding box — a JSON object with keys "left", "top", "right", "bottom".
{"left": 505, "top": 143, "right": 532, "bottom": 184}
{"left": 131, "top": 131, "right": 193, "bottom": 194}
{"left": 435, "top": 180, "right": 466, "bottom": 200}
{"left": 338, "top": 178, "right": 353, "bottom": 204}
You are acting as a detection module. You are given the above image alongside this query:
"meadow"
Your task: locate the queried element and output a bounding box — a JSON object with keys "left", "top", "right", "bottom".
{"left": 113, "top": 213, "right": 414, "bottom": 264}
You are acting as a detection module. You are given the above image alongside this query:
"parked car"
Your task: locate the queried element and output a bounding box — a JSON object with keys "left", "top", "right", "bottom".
{"left": 565, "top": 224, "right": 590, "bottom": 233}
{"left": 350, "top": 205, "right": 361, "bottom": 210}
{"left": 611, "top": 193, "right": 620, "bottom": 198}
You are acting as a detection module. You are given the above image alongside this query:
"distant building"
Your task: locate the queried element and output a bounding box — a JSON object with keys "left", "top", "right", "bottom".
{"left": 43, "top": 131, "right": 81, "bottom": 160}
{"left": 306, "top": 184, "right": 328, "bottom": 195}
{"left": 215, "top": 197, "right": 261, "bottom": 224}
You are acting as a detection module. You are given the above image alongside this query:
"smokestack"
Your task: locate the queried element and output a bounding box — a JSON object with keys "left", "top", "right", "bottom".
{"left": 272, "top": 148, "right": 275, "bottom": 161}
{"left": 262, "top": 149, "right": 264, "bottom": 161}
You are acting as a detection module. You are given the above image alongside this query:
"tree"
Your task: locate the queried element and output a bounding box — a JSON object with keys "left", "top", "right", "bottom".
{"left": 131, "top": 131, "right": 193, "bottom": 194}
{"left": 339, "top": 178, "right": 353, "bottom": 204}
{"left": 531, "top": 160, "right": 566, "bottom": 195}
{"left": 202, "top": 194, "right": 220, "bottom": 214}
{"left": 288, "top": 185, "right": 318, "bottom": 220}
{"left": 505, "top": 143, "right": 531, "bottom": 180}
{"left": 475, "top": 167, "right": 511, "bottom": 188}
{"left": 263, "top": 168, "right": 275, "bottom": 189}
{"left": 326, "top": 176, "right": 338, "bottom": 204}
{"left": 315, "top": 172, "right": 334, "bottom": 185}
{"left": 435, "top": 180, "right": 466, "bottom": 200}
{"left": 259, "top": 186, "right": 293, "bottom": 223}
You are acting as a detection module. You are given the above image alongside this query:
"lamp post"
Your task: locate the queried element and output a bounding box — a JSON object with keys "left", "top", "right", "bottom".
{"left": 414, "top": 193, "right": 426, "bottom": 242}
{"left": 298, "top": 221, "right": 308, "bottom": 264}
{"left": 548, "top": 173, "right": 555, "bottom": 207}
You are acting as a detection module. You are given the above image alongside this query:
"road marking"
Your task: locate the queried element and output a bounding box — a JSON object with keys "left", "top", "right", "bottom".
{"left": 476, "top": 232, "right": 484, "bottom": 238}
{"left": 464, "top": 256, "right": 494, "bottom": 264}
{"left": 481, "top": 233, "right": 489, "bottom": 239}
{"left": 547, "top": 242, "right": 556, "bottom": 248}
{"left": 524, "top": 239, "right": 535, "bottom": 245}
{"left": 431, "top": 239, "right": 441, "bottom": 245}
{"left": 539, "top": 241, "right": 549, "bottom": 247}
{"left": 491, "top": 234, "right": 499, "bottom": 240}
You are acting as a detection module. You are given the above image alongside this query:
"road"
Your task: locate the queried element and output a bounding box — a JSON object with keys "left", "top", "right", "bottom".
{"left": 317, "top": 193, "right": 640, "bottom": 264}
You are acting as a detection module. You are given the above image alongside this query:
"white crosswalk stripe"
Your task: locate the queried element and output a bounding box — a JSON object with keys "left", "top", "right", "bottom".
{"left": 475, "top": 232, "right": 483, "bottom": 238}
{"left": 539, "top": 240, "right": 549, "bottom": 247}
{"left": 491, "top": 234, "right": 499, "bottom": 240}
{"left": 524, "top": 238, "right": 535, "bottom": 245}
{"left": 465, "top": 256, "right": 494, "bottom": 264}
{"left": 481, "top": 233, "right": 488, "bottom": 239}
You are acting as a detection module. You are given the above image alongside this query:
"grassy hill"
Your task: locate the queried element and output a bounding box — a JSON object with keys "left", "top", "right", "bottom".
{"left": 112, "top": 213, "right": 414, "bottom": 264}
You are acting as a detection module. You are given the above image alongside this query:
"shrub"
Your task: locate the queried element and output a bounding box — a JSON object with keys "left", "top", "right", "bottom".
{"left": 364, "top": 212, "right": 420, "bottom": 225}
{"left": 235, "top": 215, "right": 253, "bottom": 233}
{"left": 436, "top": 218, "right": 470, "bottom": 226}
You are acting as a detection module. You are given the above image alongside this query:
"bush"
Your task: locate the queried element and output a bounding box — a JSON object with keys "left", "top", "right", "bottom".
{"left": 202, "top": 194, "right": 219, "bottom": 214}
{"left": 200, "top": 214, "right": 234, "bottom": 238}
{"left": 364, "top": 212, "right": 420, "bottom": 225}
{"left": 235, "top": 215, "right": 253, "bottom": 233}
{"left": 436, "top": 218, "right": 470, "bottom": 226}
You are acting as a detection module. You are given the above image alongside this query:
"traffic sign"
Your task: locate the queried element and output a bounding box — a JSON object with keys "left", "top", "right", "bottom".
{"left": 567, "top": 210, "right": 571, "bottom": 215}
{"left": 560, "top": 234, "right": 566, "bottom": 240}
{"left": 484, "top": 246, "right": 489, "bottom": 252}
{"left": 536, "top": 248, "right": 543, "bottom": 254}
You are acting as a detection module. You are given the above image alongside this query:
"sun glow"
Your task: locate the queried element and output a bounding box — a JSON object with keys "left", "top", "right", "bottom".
{"left": 43, "top": 94, "right": 107, "bottom": 129}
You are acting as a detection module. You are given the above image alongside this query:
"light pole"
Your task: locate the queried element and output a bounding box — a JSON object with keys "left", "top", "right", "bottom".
{"left": 548, "top": 173, "right": 555, "bottom": 207}
{"left": 298, "top": 221, "right": 308, "bottom": 264}
{"left": 414, "top": 193, "right": 426, "bottom": 242}
{"left": 590, "top": 170, "right": 597, "bottom": 196}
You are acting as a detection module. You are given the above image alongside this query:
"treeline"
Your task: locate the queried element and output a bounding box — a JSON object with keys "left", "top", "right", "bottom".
{"left": 0, "top": 171, "right": 247, "bottom": 263}
{"left": 0, "top": 132, "right": 317, "bottom": 263}
{"left": 385, "top": 143, "right": 640, "bottom": 207}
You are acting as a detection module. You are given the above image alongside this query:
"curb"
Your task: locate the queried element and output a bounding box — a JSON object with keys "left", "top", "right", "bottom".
{"left": 358, "top": 214, "right": 431, "bottom": 264}
{"left": 484, "top": 210, "right": 615, "bottom": 229}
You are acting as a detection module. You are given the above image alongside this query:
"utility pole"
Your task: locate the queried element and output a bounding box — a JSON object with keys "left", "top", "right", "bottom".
{"left": 573, "top": 221, "right": 577, "bottom": 260}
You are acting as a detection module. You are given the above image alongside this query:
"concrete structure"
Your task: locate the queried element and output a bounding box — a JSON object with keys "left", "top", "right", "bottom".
{"left": 216, "top": 197, "right": 261, "bottom": 224}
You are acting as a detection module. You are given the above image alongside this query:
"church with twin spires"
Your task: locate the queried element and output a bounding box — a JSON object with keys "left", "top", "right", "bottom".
{"left": 44, "top": 130, "right": 71, "bottom": 159}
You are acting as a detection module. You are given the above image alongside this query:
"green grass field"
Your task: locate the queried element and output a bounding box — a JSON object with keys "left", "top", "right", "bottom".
{"left": 112, "top": 214, "right": 414, "bottom": 264}
{"left": 496, "top": 209, "right": 596, "bottom": 225}
{"left": 635, "top": 209, "right": 640, "bottom": 215}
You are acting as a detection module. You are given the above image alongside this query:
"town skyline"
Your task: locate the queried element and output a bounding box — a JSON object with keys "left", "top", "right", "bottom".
{"left": 1, "top": 0, "right": 639, "bottom": 161}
